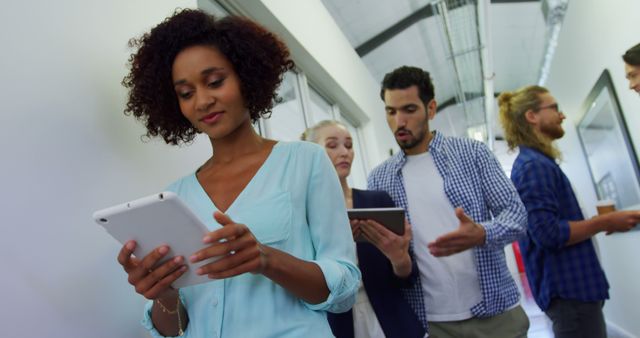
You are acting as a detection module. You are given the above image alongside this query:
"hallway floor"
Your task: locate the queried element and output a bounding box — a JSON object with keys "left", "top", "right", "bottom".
{"left": 517, "top": 273, "right": 630, "bottom": 338}
{"left": 518, "top": 273, "right": 553, "bottom": 338}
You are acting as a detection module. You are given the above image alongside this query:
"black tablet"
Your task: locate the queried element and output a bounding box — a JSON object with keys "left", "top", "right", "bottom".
{"left": 347, "top": 208, "right": 405, "bottom": 242}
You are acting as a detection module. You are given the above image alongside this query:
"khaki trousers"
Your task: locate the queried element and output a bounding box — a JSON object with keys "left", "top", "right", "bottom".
{"left": 428, "top": 305, "right": 530, "bottom": 338}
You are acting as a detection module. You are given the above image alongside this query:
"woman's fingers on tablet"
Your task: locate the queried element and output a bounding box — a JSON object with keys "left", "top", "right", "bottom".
{"left": 213, "top": 211, "right": 234, "bottom": 226}
{"left": 360, "top": 222, "right": 383, "bottom": 244}
{"left": 350, "top": 220, "right": 360, "bottom": 230}
{"left": 193, "top": 223, "right": 253, "bottom": 260}
{"left": 139, "top": 245, "right": 169, "bottom": 271}
{"left": 365, "top": 219, "right": 394, "bottom": 237}
{"left": 146, "top": 256, "right": 185, "bottom": 281}
{"left": 128, "top": 245, "right": 171, "bottom": 282}
{"left": 403, "top": 220, "right": 412, "bottom": 241}
{"left": 143, "top": 266, "right": 187, "bottom": 300}
{"left": 203, "top": 222, "right": 247, "bottom": 244}
{"left": 351, "top": 224, "right": 361, "bottom": 239}
{"left": 200, "top": 244, "right": 262, "bottom": 278}
{"left": 361, "top": 220, "right": 409, "bottom": 260}
{"left": 117, "top": 240, "right": 138, "bottom": 271}
{"left": 119, "top": 242, "right": 185, "bottom": 298}
{"left": 136, "top": 255, "right": 185, "bottom": 297}
{"left": 192, "top": 227, "right": 257, "bottom": 263}
{"left": 191, "top": 238, "right": 233, "bottom": 262}
{"left": 193, "top": 224, "right": 263, "bottom": 278}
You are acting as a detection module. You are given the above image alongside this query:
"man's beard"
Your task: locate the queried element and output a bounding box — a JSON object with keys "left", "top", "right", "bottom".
{"left": 396, "top": 127, "right": 427, "bottom": 150}
{"left": 540, "top": 122, "right": 564, "bottom": 140}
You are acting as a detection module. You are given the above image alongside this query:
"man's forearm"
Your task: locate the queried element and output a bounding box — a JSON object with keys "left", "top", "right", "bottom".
{"left": 566, "top": 218, "right": 605, "bottom": 246}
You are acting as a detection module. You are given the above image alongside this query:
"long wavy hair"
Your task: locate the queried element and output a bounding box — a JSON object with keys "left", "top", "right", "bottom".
{"left": 498, "top": 85, "right": 560, "bottom": 159}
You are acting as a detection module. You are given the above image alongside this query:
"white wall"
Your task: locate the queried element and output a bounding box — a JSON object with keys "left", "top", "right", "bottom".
{"left": 0, "top": 1, "right": 211, "bottom": 337}
{"left": 215, "top": 0, "right": 399, "bottom": 168}
{"left": 544, "top": 0, "right": 640, "bottom": 335}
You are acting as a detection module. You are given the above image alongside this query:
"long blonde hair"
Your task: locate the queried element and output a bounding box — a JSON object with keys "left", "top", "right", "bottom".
{"left": 498, "top": 85, "right": 560, "bottom": 159}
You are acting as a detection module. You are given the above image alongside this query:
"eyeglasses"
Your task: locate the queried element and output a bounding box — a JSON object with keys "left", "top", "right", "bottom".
{"left": 537, "top": 103, "right": 561, "bottom": 113}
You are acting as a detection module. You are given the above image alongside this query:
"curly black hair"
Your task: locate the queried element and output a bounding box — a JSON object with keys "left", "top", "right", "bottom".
{"left": 122, "top": 9, "right": 295, "bottom": 145}
{"left": 380, "top": 66, "right": 435, "bottom": 105}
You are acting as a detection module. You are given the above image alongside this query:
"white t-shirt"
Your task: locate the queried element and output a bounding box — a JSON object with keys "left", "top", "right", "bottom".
{"left": 402, "top": 151, "right": 482, "bottom": 322}
{"left": 353, "top": 282, "right": 385, "bottom": 338}
{"left": 352, "top": 250, "right": 385, "bottom": 338}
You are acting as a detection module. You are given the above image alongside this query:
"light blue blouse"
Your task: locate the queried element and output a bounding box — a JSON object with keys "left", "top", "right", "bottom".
{"left": 142, "top": 141, "right": 360, "bottom": 338}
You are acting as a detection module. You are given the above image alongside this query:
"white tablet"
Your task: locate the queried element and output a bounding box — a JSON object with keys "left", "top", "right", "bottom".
{"left": 347, "top": 208, "right": 405, "bottom": 242}
{"left": 93, "top": 191, "right": 218, "bottom": 288}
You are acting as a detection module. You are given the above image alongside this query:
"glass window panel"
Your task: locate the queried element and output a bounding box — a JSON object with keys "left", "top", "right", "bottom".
{"left": 466, "top": 123, "right": 487, "bottom": 143}
{"left": 340, "top": 117, "right": 368, "bottom": 190}
{"left": 252, "top": 120, "right": 263, "bottom": 136}
{"left": 266, "top": 71, "right": 307, "bottom": 141}
{"left": 308, "top": 87, "right": 334, "bottom": 124}
{"left": 199, "top": 0, "right": 229, "bottom": 17}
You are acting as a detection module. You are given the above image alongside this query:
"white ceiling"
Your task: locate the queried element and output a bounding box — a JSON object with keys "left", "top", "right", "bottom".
{"left": 321, "top": 0, "right": 548, "bottom": 106}
{"left": 491, "top": 2, "right": 547, "bottom": 92}
{"left": 322, "top": 0, "right": 433, "bottom": 47}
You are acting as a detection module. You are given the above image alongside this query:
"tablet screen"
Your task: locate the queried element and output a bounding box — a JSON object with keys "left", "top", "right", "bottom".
{"left": 347, "top": 207, "right": 405, "bottom": 242}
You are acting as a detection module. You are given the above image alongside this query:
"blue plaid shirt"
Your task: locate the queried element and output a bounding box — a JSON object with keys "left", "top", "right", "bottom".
{"left": 368, "top": 131, "right": 527, "bottom": 327}
{"left": 510, "top": 146, "right": 609, "bottom": 311}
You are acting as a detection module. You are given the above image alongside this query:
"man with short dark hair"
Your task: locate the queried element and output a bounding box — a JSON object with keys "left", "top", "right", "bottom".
{"left": 623, "top": 43, "right": 640, "bottom": 94}
{"left": 368, "top": 66, "right": 530, "bottom": 338}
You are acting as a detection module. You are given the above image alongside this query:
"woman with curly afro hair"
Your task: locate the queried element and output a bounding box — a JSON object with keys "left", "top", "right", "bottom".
{"left": 118, "top": 9, "right": 360, "bottom": 338}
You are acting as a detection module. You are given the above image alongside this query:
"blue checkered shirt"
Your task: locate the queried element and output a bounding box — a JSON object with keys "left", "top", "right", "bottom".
{"left": 510, "top": 146, "right": 609, "bottom": 311}
{"left": 367, "top": 131, "right": 527, "bottom": 328}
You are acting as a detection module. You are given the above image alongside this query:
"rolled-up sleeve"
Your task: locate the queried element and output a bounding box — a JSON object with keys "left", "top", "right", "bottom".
{"left": 511, "top": 160, "right": 570, "bottom": 250}
{"left": 304, "top": 147, "right": 360, "bottom": 313}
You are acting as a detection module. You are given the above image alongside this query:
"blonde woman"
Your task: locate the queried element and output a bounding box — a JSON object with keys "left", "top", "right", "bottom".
{"left": 303, "top": 120, "right": 425, "bottom": 338}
